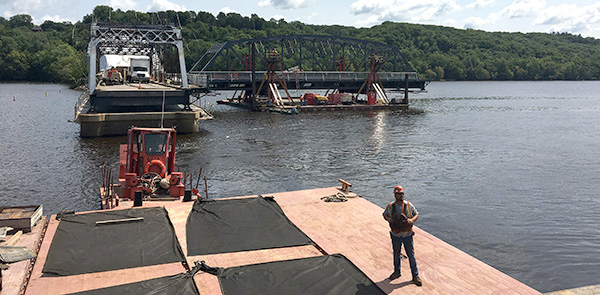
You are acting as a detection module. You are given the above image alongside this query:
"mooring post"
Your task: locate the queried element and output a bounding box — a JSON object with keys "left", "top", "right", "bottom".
{"left": 403, "top": 73, "right": 409, "bottom": 104}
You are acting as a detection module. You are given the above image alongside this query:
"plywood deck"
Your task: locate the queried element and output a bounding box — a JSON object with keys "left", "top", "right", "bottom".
{"left": 25, "top": 211, "right": 187, "bottom": 295}
{"left": 96, "top": 83, "right": 180, "bottom": 92}
{"left": 271, "top": 187, "right": 541, "bottom": 295}
{"left": 23, "top": 187, "right": 541, "bottom": 294}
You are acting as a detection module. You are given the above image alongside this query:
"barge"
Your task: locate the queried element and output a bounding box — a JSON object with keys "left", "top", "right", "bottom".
{"left": 10, "top": 185, "right": 541, "bottom": 294}
{"left": 217, "top": 97, "right": 410, "bottom": 114}
{"left": 74, "top": 23, "right": 212, "bottom": 137}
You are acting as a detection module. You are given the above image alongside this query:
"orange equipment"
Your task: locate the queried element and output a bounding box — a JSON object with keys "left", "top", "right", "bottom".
{"left": 117, "top": 127, "right": 185, "bottom": 200}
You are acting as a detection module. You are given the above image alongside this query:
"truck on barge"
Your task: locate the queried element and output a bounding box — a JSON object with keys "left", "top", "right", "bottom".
{"left": 74, "top": 23, "right": 212, "bottom": 137}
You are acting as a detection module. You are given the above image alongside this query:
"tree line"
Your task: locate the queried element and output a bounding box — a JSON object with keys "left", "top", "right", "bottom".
{"left": 1, "top": 5, "right": 600, "bottom": 87}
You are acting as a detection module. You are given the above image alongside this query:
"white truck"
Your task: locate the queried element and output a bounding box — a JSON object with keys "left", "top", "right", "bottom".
{"left": 128, "top": 56, "right": 151, "bottom": 83}
{"left": 98, "top": 55, "right": 152, "bottom": 83}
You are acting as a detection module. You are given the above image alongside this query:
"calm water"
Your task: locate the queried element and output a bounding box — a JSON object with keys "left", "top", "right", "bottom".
{"left": 1, "top": 81, "right": 599, "bottom": 292}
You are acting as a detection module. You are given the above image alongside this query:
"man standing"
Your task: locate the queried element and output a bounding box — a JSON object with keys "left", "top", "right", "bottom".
{"left": 383, "top": 185, "right": 423, "bottom": 286}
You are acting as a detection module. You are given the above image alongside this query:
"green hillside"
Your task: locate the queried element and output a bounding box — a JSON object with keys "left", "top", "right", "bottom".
{"left": 1, "top": 5, "right": 599, "bottom": 87}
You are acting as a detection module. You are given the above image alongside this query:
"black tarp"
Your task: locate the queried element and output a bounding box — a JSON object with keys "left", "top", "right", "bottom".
{"left": 216, "top": 254, "right": 385, "bottom": 295}
{"left": 67, "top": 271, "right": 199, "bottom": 295}
{"left": 186, "top": 196, "right": 313, "bottom": 255}
{"left": 43, "top": 207, "right": 186, "bottom": 276}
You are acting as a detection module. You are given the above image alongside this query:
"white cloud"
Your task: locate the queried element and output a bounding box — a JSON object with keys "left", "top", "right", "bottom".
{"left": 499, "top": 0, "right": 546, "bottom": 19}
{"left": 219, "top": 7, "right": 236, "bottom": 14}
{"left": 4, "top": 0, "right": 43, "bottom": 15}
{"left": 534, "top": 3, "right": 600, "bottom": 35}
{"left": 306, "top": 11, "right": 318, "bottom": 20}
{"left": 258, "top": 0, "right": 312, "bottom": 10}
{"left": 443, "top": 18, "right": 458, "bottom": 26}
{"left": 463, "top": 16, "right": 488, "bottom": 29}
{"left": 36, "top": 14, "right": 74, "bottom": 24}
{"left": 351, "top": 0, "right": 461, "bottom": 26}
{"left": 146, "top": 0, "right": 185, "bottom": 12}
{"left": 109, "top": 0, "right": 137, "bottom": 11}
{"left": 466, "top": 0, "right": 494, "bottom": 9}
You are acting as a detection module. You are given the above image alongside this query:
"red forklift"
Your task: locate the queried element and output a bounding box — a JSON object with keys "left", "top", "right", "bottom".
{"left": 114, "top": 127, "right": 185, "bottom": 204}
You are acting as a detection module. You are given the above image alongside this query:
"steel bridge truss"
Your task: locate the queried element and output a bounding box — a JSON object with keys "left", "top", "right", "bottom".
{"left": 189, "top": 35, "right": 415, "bottom": 73}
{"left": 87, "top": 22, "right": 188, "bottom": 92}
{"left": 187, "top": 35, "right": 424, "bottom": 107}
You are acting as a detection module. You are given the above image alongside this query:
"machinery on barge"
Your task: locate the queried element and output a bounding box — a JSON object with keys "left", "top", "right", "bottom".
{"left": 101, "top": 127, "right": 188, "bottom": 209}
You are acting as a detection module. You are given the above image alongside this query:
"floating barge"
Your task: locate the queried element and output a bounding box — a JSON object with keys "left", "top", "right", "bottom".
{"left": 74, "top": 23, "right": 212, "bottom": 137}
{"left": 76, "top": 83, "right": 212, "bottom": 137}
{"left": 13, "top": 186, "right": 540, "bottom": 294}
{"left": 217, "top": 99, "right": 409, "bottom": 114}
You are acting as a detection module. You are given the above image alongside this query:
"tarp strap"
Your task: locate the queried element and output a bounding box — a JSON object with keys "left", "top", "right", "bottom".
{"left": 194, "top": 260, "right": 221, "bottom": 276}
{"left": 258, "top": 194, "right": 275, "bottom": 202}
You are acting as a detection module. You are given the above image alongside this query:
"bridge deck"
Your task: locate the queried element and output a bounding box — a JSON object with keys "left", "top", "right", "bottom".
{"left": 188, "top": 71, "right": 425, "bottom": 92}
{"left": 95, "top": 83, "right": 182, "bottom": 92}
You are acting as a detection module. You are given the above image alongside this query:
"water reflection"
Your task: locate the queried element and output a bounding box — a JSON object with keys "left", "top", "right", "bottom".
{"left": 369, "top": 111, "right": 387, "bottom": 153}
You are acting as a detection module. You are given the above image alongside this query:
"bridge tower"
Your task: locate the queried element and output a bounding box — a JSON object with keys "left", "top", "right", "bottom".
{"left": 354, "top": 55, "right": 390, "bottom": 104}
{"left": 255, "top": 50, "right": 293, "bottom": 107}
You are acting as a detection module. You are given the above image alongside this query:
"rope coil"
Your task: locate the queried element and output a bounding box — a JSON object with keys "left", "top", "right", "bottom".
{"left": 321, "top": 192, "right": 356, "bottom": 202}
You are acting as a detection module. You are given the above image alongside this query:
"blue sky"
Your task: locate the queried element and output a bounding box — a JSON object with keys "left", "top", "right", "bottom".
{"left": 2, "top": 0, "right": 600, "bottom": 38}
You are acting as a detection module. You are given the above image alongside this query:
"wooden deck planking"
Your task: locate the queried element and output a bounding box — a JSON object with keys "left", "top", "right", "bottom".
{"left": 160, "top": 196, "right": 325, "bottom": 295}
{"left": 107, "top": 197, "right": 327, "bottom": 295}
{"left": 25, "top": 212, "right": 187, "bottom": 295}
{"left": 191, "top": 245, "right": 323, "bottom": 295}
{"left": 23, "top": 187, "right": 542, "bottom": 294}
{"left": 96, "top": 83, "right": 180, "bottom": 92}
{"left": 271, "top": 187, "right": 541, "bottom": 295}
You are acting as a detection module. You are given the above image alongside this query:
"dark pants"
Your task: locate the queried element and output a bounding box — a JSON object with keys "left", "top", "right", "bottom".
{"left": 390, "top": 232, "right": 419, "bottom": 278}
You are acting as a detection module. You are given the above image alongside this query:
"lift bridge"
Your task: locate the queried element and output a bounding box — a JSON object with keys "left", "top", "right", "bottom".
{"left": 187, "top": 35, "right": 427, "bottom": 106}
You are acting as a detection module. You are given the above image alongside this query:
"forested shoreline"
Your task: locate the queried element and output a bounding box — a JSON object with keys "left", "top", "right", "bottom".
{"left": 1, "top": 5, "right": 600, "bottom": 87}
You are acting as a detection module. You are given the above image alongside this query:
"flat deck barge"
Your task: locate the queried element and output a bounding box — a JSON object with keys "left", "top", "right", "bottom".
{"left": 217, "top": 100, "right": 409, "bottom": 113}
{"left": 76, "top": 83, "right": 212, "bottom": 137}
{"left": 16, "top": 186, "right": 541, "bottom": 294}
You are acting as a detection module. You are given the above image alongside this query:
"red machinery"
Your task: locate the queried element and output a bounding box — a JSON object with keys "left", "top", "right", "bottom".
{"left": 117, "top": 127, "right": 185, "bottom": 200}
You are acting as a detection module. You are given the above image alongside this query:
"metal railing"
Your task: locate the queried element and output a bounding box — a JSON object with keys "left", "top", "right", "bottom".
{"left": 187, "top": 71, "right": 418, "bottom": 85}
{"left": 74, "top": 89, "right": 90, "bottom": 120}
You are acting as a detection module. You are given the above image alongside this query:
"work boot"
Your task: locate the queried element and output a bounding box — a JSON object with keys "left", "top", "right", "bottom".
{"left": 413, "top": 276, "right": 423, "bottom": 286}
{"left": 388, "top": 272, "right": 401, "bottom": 280}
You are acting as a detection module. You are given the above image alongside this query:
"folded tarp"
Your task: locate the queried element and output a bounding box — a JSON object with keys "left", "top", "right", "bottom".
{"left": 212, "top": 254, "right": 385, "bottom": 295}
{"left": 43, "top": 207, "right": 186, "bottom": 276}
{"left": 186, "top": 196, "right": 313, "bottom": 255}
{"left": 67, "top": 271, "right": 200, "bottom": 295}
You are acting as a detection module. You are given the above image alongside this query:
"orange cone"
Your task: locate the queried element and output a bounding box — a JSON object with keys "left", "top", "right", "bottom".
{"left": 138, "top": 81, "right": 142, "bottom": 89}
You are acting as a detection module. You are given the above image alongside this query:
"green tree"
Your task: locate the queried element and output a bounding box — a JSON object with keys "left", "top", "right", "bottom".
{"left": 0, "top": 50, "right": 29, "bottom": 80}
{"left": 9, "top": 14, "right": 33, "bottom": 29}
{"left": 92, "top": 6, "right": 113, "bottom": 22}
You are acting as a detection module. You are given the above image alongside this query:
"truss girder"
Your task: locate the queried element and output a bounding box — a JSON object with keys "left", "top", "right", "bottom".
{"left": 91, "top": 23, "right": 182, "bottom": 43}
{"left": 190, "top": 35, "right": 414, "bottom": 74}
{"left": 88, "top": 23, "right": 188, "bottom": 92}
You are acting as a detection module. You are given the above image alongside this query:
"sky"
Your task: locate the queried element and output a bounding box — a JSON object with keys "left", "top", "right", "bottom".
{"left": 2, "top": 0, "right": 600, "bottom": 38}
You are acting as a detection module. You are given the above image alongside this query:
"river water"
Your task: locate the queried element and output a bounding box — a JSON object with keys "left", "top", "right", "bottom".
{"left": 1, "top": 81, "right": 599, "bottom": 292}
